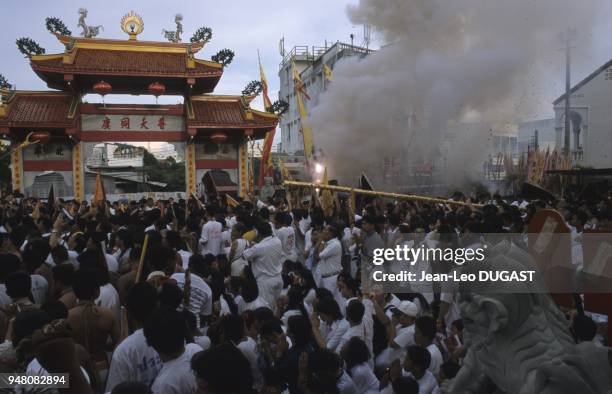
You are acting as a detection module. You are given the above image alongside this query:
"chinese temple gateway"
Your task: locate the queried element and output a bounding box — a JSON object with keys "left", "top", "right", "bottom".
{"left": 0, "top": 12, "right": 278, "bottom": 200}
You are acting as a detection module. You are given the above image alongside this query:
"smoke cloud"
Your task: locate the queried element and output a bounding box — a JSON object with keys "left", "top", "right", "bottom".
{"left": 310, "top": 0, "right": 608, "bottom": 189}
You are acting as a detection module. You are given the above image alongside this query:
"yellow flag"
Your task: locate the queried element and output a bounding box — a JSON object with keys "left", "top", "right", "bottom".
{"left": 292, "top": 60, "right": 310, "bottom": 100}
{"left": 321, "top": 167, "right": 333, "bottom": 217}
{"left": 293, "top": 60, "right": 314, "bottom": 161}
{"left": 279, "top": 160, "right": 293, "bottom": 181}
{"left": 323, "top": 64, "right": 333, "bottom": 82}
{"left": 258, "top": 53, "right": 273, "bottom": 109}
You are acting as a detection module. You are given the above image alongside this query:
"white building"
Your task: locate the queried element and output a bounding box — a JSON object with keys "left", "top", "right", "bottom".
{"left": 553, "top": 59, "right": 612, "bottom": 168}
{"left": 518, "top": 118, "right": 556, "bottom": 153}
{"left": 277, "top": 42, "right": 374, "bottom": 155}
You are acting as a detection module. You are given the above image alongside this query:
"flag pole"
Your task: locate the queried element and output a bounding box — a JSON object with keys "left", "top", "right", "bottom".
{"left": 283, "top": 180, "right": 484, "bottom": 208}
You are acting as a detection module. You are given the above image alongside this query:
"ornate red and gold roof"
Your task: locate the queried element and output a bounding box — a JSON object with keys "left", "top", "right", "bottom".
{"left": 30, "top": 34, "right": 223, "bottom": 95}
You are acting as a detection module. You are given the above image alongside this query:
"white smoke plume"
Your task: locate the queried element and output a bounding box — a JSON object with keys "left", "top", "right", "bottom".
{"left": 310, "top": 0, "right": 608, "bottom": 189}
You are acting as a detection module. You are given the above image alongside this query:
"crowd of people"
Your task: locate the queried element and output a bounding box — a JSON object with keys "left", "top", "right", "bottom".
{"left": 0, "top": 184, "right": 609, "bottom": 394}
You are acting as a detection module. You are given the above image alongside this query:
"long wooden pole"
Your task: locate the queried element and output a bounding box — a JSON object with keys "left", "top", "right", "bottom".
{"left": 283, "top": 180, "right": 483, "bottom": 208}
{"left": 135, "top": 233, "right": 150, "bottom": 283}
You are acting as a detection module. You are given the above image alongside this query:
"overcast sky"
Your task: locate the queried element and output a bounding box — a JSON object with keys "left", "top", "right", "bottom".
{"left": 0, "top": 0, "right": 372, "bottom": 109}
{"left": 1, "top": 1, "right": 610, "bottom": 143}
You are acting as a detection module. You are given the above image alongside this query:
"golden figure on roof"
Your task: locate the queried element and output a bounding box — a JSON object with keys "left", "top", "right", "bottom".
{"left": 121, "top": 11, "right": 144, "bottom": 40}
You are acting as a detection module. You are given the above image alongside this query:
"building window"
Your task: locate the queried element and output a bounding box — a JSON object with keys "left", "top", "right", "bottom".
{"left": 605, "top": 68, "right": 612, "bottom": 80}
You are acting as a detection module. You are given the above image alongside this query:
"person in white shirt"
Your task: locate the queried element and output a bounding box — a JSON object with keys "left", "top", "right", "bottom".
{"left": 106, "top": 283, "right": 162, "bottom": 392}
{"left": 242, "top": 222, "right": 284, "bottom": 310}
{"left": 200, "top": 210, "right": 223, "bottom": 256}
{"left": 315, "top": 224, "right": 344, "bottom": 293}
{"left": 112, "top": 230, "right": 132, "bottom": 272}
{"left": 311, "top": 296, "right": 350, "bottom": 351}
{"left": 342, "top": 337, "right": 379, "bottom": 394}
{"left": 402, "top": 345, "right": 439, "bottom": 394}
{"left": 336, "top": 299, "right": 373, "bottom": 356}
{"left": 235, "top": 268, "right": 272, "bottom": 313}
{"left": 171, "top": 254, "right": 213, "bottom": 327}
{"left": 274, "top": 212, "right": 298, "bottom": 262}
{"left": 144, "top": 308, "right": 202, "bottom": 394}
{"left": 96, "top": 281, "right": 120, "bottom": 322}
{"left": 374, "top": 300, "right": 418, "bottom": 369}
{"left": 219, "top": 313, "right": 264, "bottom": 390}
{"left": 414, "top": 316, "right": 443, "bottom": 376}
{"left": 227, "top": 223, "right": 249, "bottom": 277}
{"left": 164, "top": 230, "right": 192, "bottom": 271}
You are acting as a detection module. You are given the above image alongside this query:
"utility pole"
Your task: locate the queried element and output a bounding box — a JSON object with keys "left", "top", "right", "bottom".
{"left": 562, "top": 28, "right": 576, "bottom": 154}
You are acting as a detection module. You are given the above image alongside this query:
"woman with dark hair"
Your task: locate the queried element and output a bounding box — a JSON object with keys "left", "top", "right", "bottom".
{"left": 292, "top": 266, "right": 317, "bottom": 315}
{"left": 311, "top": 295, "right": 349, "bottom": 351}
{"left": 280, "top": 285, "right": 307, "bottom": 326}
{"left": 272, "top": 315, "right": 319, "bottom": 393}
{"left": 342, "top": 337, "right": 379, "bottom": 394}
{"left": 236, "top": 267, "right": 270, "bottom": 313}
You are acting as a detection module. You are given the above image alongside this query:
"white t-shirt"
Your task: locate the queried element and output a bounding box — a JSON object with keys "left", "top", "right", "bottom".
{"left": 237, "top": 337, "right": 264, "bottom": 390}
{"left": 171, "top": 273, "right": 212, "bottom": 319}
{"left": 0, "top": 284, "right": 12, "bottom": 306}
{"left": 349, "top": 362, "right": 379, "bottom": 394}
{"left": 276, "top": 226, "right": 298, "bottom": 262}
{"left": 408, "top": 370, "right": 439, "bottom": 394}
{"left": 228, "top": 238, "right": 248, "bottom": 276}
{"left": 426, "top": 343, "right": 443, "bottom": 376}
{"left": 337, "top": 371, "right": 358, "bottom": 394}
{"left": 105, "top": 253, "right": 119, "bottom": 273}
{"left": 96, "top": 283, "right": 121, "bottom": 321}
{"left": 25, "top": 357, "right": 90, "bottom": 390}
{"left": 394, "top": 324, "right": 415, "bottom": 348}
{"left": 30, "top": 275, "right": 48, "bottom": 305}
{"left": 323, "top": 319, "right": 350, "bottom": 351}
{"left": 318, "top": 238, "right": 343, "bottom": 276}
{"left": 194, "top": 336, "right": 211, "bottom": 351}
{"left": 336, "top": 322, "right": 372, "bottom": 355}
{"left": 178, "top": 250, "right": 193, "bottom": 271}
{"left": 151, "top": 343, "right": 202, "bottom": 394}
{"left": 105, "top": 329, "right": 163, "bottom": 392}
{"left": 112, "top": 248, "right": 131, "bottom": 269}
{"left": 243, "top": 236, "right": 284, "bottom": 279}
{"left": 236, "top": 295, "right": 270, "bottom": 314}
{"left": 200, "top": 220, "right": 223, "bottom": 256}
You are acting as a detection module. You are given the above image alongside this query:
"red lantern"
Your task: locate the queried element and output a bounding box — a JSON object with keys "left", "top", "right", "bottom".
{"left": 148, "top": 82, "right": 166, "bottom": 97}
{"left": 93, "top": 80, "right": 112, "bottom": 96}
{"left": 210, "top": 132, "right": 227, "bottom": 143}
{"left": 31, "top": 131, "right": 51, "bottom": 144}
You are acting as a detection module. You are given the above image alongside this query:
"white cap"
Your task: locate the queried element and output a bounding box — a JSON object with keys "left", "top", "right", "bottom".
{"left": 397, "top": 300, "right": 418, "bottom": 317}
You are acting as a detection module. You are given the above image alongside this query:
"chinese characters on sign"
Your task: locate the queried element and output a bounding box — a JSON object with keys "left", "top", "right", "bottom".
{"left": 81, "top": 113, "right": 185, "bottom": 133}
{"left": 81, "top": 114, "right": 184, "bottom": 133}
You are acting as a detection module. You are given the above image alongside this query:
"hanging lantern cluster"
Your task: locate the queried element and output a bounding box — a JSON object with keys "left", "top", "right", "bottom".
{"left": 93, "top": 80, "right": 112, "bottom": 105}
{"left": 148, "top": 82, "right": 166, "bottom": 103}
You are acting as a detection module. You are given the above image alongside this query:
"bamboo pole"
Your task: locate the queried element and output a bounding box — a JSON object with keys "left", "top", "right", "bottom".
{"left": 283, "top": 180, "right": 483, "bottom": 208}
{"left": 135, "top": 233, "right": 150, "bottom": 283}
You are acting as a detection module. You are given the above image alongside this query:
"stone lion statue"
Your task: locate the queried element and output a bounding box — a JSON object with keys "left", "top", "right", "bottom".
{"left": 447, "top": 240, "right": 612, "bottom": 394}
